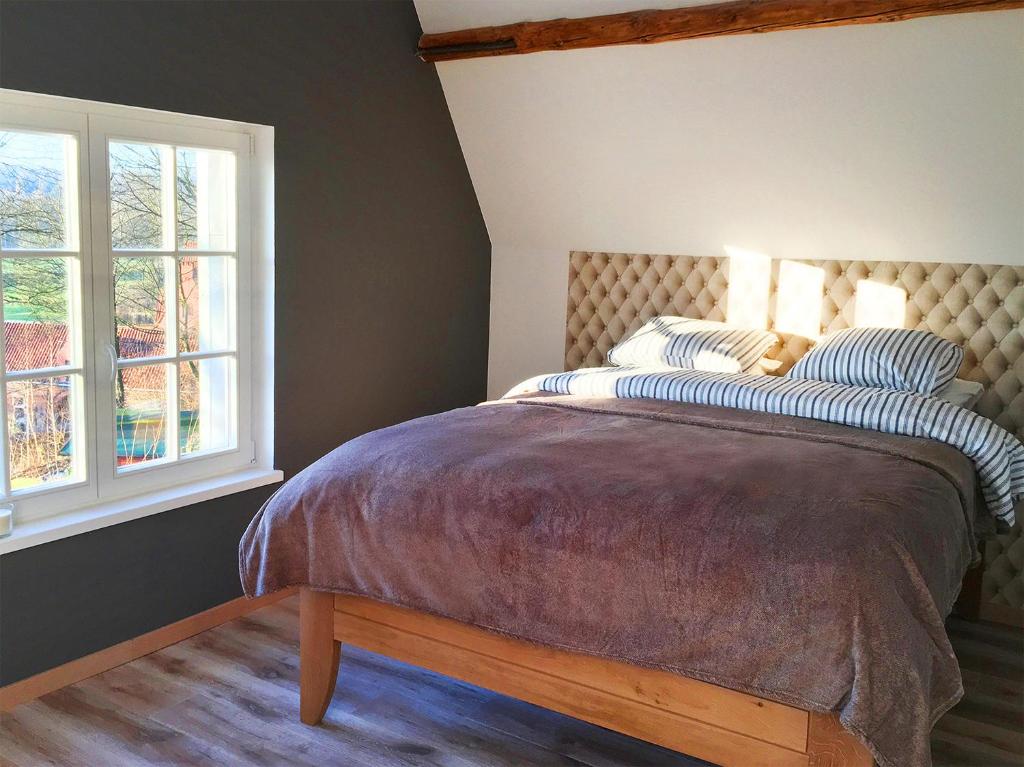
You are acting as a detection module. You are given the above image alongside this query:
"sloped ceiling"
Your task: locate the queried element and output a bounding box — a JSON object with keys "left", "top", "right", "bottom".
{"left": 418, "top": 7, "right": 1022, "bottom": 260}
{"left": 412, "top": 2, "right": 1024, "bottom": 395}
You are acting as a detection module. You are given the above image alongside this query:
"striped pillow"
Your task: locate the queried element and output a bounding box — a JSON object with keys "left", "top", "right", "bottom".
{"left": 786, "top": 327, "right": 963, "bottom": 396}
{"left": 607, "top": 317, "right": 779, "bottom": 373}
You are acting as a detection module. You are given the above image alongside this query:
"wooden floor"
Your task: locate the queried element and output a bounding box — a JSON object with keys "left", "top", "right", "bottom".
{"left": 1, "top": 597, "right": 1021, "bottom": 766}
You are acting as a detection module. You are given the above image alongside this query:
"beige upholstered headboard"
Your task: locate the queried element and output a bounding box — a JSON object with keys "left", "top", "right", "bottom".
{"left": 566, "top": 251, "right": 1023, "bottom": 440}
{"left": 565, "top": 251, "right": 1024, "bottom": 617}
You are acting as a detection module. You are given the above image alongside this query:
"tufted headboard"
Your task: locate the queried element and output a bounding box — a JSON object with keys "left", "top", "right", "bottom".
{"left": 565, "top": 251, "right": 1024, "bottom": 619}
{"left": 566, "top": 251, "right": 1024, "bottom": 441}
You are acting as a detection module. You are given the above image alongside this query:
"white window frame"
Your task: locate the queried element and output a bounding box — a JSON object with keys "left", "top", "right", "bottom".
{"left": 0, "top": 89, "right": 279, "bottom": 554}
{"left": 89, "top": 115, "right": 254, "bottom": 498}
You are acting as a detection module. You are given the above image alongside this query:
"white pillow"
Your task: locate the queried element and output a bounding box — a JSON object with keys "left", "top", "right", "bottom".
{"left": 934, "top": 378, "right": 984, "bottom": 410}
{"left": 607, "top": 317, "right": 780, "bottom": 373}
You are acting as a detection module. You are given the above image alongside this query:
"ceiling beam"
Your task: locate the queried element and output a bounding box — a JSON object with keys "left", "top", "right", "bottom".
{"left": 417, "top": 0, "right": 1024, "bottom": 62}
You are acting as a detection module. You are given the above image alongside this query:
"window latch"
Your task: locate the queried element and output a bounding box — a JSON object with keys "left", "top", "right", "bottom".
{"left": 105, "top": 344, "right": 117, "bottom": 381}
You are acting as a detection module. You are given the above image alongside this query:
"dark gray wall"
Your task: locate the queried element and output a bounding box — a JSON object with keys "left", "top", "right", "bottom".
{"left": 0, "top": 0, "right": 490, "bottom": 685}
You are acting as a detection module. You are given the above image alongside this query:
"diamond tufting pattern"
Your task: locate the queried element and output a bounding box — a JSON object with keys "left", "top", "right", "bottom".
{"left": 566, "top": 251, "right": 1024, "bottom": 613}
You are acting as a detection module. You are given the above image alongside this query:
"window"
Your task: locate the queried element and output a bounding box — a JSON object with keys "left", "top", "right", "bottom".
{"left": 0, "top": 91, "right": 275, "bottom": 531}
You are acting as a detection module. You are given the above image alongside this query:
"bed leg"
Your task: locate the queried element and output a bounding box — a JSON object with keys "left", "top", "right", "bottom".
{"left": 807, "top": 713, "right": 875, "bottom": 767}
{"left": 299, "top": 587, "right": 340, "bottom": 725}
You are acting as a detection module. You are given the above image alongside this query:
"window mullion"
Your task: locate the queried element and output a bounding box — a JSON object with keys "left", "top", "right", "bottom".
{"left": 63, "top": 135, "right": 81, "bottom": 252}
{"left": 0, "top": 377, "right": 9, "bottom": 498}
{"left": 88, "top": 117, "right": 118, "bottom": 496}
{"left": 80, "top": 197, "right": 98, "bottom": 510}
{"left": 0, "top": 257, "right": 10, "bottom": 498}
{"left": 66, "top": 249, "right": 86, "bottom": 489}
{"left": 5, "top": 366, "right": 84, "bottom": 381}
{"left": 166, "top": 147, "right": 181, "bottom": 463}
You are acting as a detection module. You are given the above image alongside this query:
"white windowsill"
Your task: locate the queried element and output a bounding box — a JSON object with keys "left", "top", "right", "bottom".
{"left": 0, "top": 468, "right": 283, "bottom": 556}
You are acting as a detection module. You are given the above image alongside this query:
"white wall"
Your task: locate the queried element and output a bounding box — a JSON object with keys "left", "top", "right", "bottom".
{"left": 416, "top": 4, "right": 1024, "bottom": 397}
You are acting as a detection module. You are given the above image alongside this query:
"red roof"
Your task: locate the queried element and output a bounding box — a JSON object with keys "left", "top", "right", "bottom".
{"left": 116, "top": 326, "right": 166, "bottom": 358}
{"left": 4, "top": 322, "right": 70, "bottom": 371}
{"left": 4, "top": 322, "right": 178, "bottom": 373}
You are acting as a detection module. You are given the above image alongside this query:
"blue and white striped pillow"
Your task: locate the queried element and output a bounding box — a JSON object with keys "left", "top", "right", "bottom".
{"left": 786, "top": 327, "right": 963, "bottom": 396}
{"left": 607, "top": 317, "right": 779, "bottom": 373}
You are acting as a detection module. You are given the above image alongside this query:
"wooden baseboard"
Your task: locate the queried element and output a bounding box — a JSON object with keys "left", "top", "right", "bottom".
{"left": 0, "top": 587, "right": 296, "bottom": 712}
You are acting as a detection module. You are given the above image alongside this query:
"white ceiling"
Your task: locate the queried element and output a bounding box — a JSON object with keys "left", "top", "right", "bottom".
{"left": 414, "top": 0, "right": 721, "bottom": 34}
{"left": 412, "top": 5, "right": 1024, "bottom": 395}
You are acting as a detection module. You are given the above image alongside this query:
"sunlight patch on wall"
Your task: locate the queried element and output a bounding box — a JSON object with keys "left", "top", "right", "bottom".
{"left": 854, "top": 280, "right": 907, "bottom": 329}
{"left": 774, "top": 260, "right": 825, "bottom": 339}
{"left": 724, "top": 246, "right": 771, "bottom": 329}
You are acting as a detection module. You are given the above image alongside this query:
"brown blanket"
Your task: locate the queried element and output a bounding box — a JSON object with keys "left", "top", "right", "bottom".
{"left": 240, "top": 395, "right": 978, "bottom": 767}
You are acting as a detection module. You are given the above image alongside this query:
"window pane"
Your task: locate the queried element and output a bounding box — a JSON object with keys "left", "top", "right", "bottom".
{"left": 0, "top": 130, "right": 74, "bottom": 250}
{"left": 110, "top": 142, "right": 170, "bottom": 250}
{"left": 3, "top": 257, "right": 72, "bottom": 370}
{"left": 114, "top": 257, "right": 168, "bottom": 359}
{"left": 116, "top": 363, "right": 169, "bottom": 467}
{"left": 178, "top": 255, "right": 233, "bottom": 353}
{"left": 8, "top": 375, "right": 74, "bottom": 490}
{"left": 177, "top": 147, "right": 235, "bottom": 251}
{"left": 180, "top": 357, "right": 233, "bottom": 455}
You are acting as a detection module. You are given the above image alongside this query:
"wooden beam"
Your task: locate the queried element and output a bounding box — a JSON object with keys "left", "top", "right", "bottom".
{"left": 417, "top": 0, "right": 1024, "bottom": 62}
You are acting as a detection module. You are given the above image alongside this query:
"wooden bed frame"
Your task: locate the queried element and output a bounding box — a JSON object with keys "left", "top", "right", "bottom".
{"left": 299, "top": 588, "right": 875, "bottom": 767}
{"left": 289, "top": 252, "right": 1023, "bottom": 763}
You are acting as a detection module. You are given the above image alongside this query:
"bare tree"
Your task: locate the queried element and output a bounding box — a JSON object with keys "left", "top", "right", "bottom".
{"left": 0, "top": 133, "right": 67, "bottom": 249}
{"left": 108, "top": 145, "right": 202, "bottom": 455}
{"left": 1, "top": 133, "right": 208, "bottom": 472}
{"left": 0, "top": 133, "right": 72, "bottom": 483}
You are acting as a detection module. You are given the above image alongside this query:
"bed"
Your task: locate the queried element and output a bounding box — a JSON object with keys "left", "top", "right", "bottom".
{"left": 240, "top": 253, "right": 1023, "bottom": 767}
